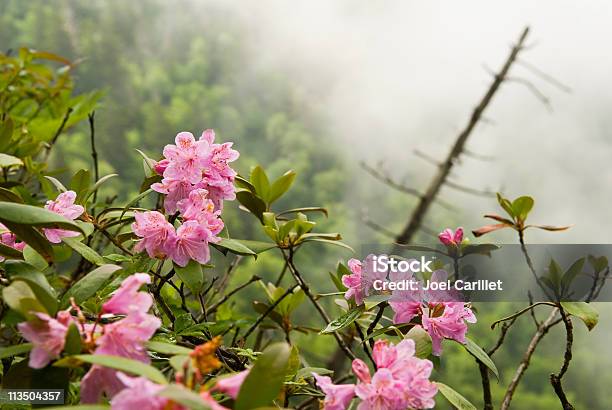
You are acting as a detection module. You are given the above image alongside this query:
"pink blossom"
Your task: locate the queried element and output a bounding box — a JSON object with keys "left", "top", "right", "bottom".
{"left": 312, "top": 373, "right": 355, "bottom": 410}
{"left": 81, "top": 365, "right": 128, "bottom": 403}
{"left": 17, "top": 310, "right": 74, "bottom": 368}
{"left": 153, "top": 158, "right": 170, "bottom": 175}
{"left": 168, "top": 220, "right": 218, "bottom": 267}
{"left": 195, "top": 179, "right": 236, "bottom": 211}
{"left": 102, "top": 273, "right": 153, "bottom": 315}
{"left": 422, "top": 302, "right": 476, "bottom": 356}
{"left": 176, "top": 189, "right": 224, "bottom": 235}
{"left": 351, "top": 339, "right": 437, "bottom": 410}
{"left": 212, "top": 369, "right": 249, "bottom": 399}
{"left": 342, "top": 255, "right": 386, "bottom": 305}
{"left": 0, "top": 223, "right": 25, "bottom": 262}
{"left": 109, "top": 373, "right": 171, "bottom": 410}
{"left": 438, "top": 227, "right": 464, "bottom": 246}
{"left": 162, "top": 132, "right": 209, "bottom": 184}
{"left": 131, "top": 211, "right": 175, "bottom": 259}
{"left": 95, "top": 311, "right": 160, "bottom": 361}
{"left": 43, "top": 191, "right": 84, "bottom": 243}
{"left": 152, "top": 178, "right": 194, "bottom": 214}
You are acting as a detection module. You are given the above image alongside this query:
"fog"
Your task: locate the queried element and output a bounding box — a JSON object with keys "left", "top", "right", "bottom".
{"left": 211, "top": 0, "right": 612, "bottom": 243}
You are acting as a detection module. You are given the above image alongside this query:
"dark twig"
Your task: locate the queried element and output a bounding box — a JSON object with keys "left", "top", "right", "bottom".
{"left": 392, "top": 27, "right": 530, "bottom": 250}
{"left": 207, "top": 275, "right": 260, "bottom": 314}
{"left": 88, "top": 112, "right": 100, "bottom": 203}
{"left": 549, "top": 307, "right": 575, "bottom": 410}
{"left": 240, "top": 285, "right": 299, "bottom": 341}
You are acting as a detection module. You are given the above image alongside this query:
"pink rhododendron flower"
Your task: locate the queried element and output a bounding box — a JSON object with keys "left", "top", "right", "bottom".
{"left": 162, "top": 132, "right": 210, "bottom": 184}
{"left": 176, "top": 189, "right": 224, "bottom": 234}
{"left": 0, "top": 223, "right": 25, "bottom": 262}
{"left": 438, "top": 227, "right": 464, "bottom": 246}
{"left": 17, "top": 310, "right": 74, "bottom": 368}
{"left": 169, "top": 220, "right": 219, "bottom": 267}
{"left": 110, "top": 373, "right": 171, "bottom": 410}
{"left": 312, "top": 373, "right": 355, "bottom": 410}
{"left": 43, "top": 190, "right": 84, "bottom": 243}
{"left": 152, "top": 178, "right": 194, "bottom": 214}
{"left": 212, "top": 369, "right": 250, "bottom": 399}
{"left": 95, "top": 310, "right": 160, "bottom": 361}
{"left": 102, "top": 273, "right": 152, "bottom": 315}
{"left": 351, "top": 339, "right": 437, "bottom": 410}
{"left": 153, "top": 158, "right": 170, "bottom": 175}
{"left": 342, "top": 255, "right": 386, "bottom": 305}
{"left": 81, "top": 366, "right": 129, "bottom": 404}
{"left": 388, "top": 270, "right": 475, "bottom": 355}
{"left": 131, "top": 211, "right": 175, "bottom": 259}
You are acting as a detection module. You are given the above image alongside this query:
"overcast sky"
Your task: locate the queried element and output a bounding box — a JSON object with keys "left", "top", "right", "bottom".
{"left": 214, "top": 0, "right": 612, "bottom": 243}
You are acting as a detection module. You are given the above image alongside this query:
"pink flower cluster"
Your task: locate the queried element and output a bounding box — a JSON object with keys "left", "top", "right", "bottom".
{"left": 152, "top": 130, "right": 239, "bottom": 213}
{"left": 110, "top": 369, "right": 250, "bottom": 410}
{"left": 0, "top": 223, "right": 25, "bottom": 262}
{"left": 17, "top": 273, "right": 161, "bottom": 403}
{"left": 132, "top": 130, "right": 236, "bottom": 267}
{"left": 314, "top": 339, "right": 437, "bottom": 410}
{"left": 43, "top": 190, "right": 85, "bottom": 243}
{"left": 342, "top": 255, "right": 476, "bottom": 356}
{"left": 389, "top": 270, "right": 476, "bottom": 355}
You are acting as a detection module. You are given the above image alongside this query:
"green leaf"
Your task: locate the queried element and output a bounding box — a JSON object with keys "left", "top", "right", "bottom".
{"left": 135, "top": 149, "right": 157, "bottom": 177}
{"left": 4, "top": 260, "right": 58, "bottom": 315}
{"left": 174, "top": 260, "right": 204, "bottom": 293}
{"left": 236, "top": 190, "right": 266, "bottom": 222}
{"left": 56, "top": 354, "right": 167, "bottom": 384}
{"left": 64, "top": 322, "right": 83, "bottom": 355}
{"left": 85, "top": 174, "right": 118, "bottom": 202}
{"left": 321, "top": 306, "right": 364, "bottom": 334}
{"left": 44, "top": 176, "right": 68, "bottom": 193}
{"left": 0, "top": 117, "right": 14, "bottom": 152}
{"left": 0, "top": 241, "right": 24, "bottom": 259}
{"left": 405, "top": 326, "right": 433, "bottom": 359}
{"left": 158, "top": 385, "right": 211, "bottom": 409}
{"left": 60, "top": 264, "right": 121, "bottom": 308}
{"left": 213, "top": 238, "right": 257, "bottom": 256}
{"left": 561, "top": 257, "right": 585, "bottom": 292}
{"left": 364, "top": 294, "right": 390, "bottom": 310}
{"left": 0, "top": 153, "right": 23, "bottom": 168}
{"left": 511, "top": 196, "right": 534, "bottom": 221}
{"left": 70, "top": 169, "right": 92, "bottom": 203}
{"left": 436, "top": 382, "right": 477, "bottom": 410}
{"left": 0, "top": 201, "right": 85, "bottom": 234}
{"left": 2, "top": 221, "right": 54, "bottom": 261}
{"left": 496, "top": 193, "right": 515, "bottom": 218}
{"left": 268, "top": 170, "right": 296, "bottom": 204}
{"left": 23, "top": 245, "right": 48, "bottom": 269}
{"left": 62, "top": 236, "right": 105, "bottom": 265}
{"left": 2, "top": 280, "right": 47, "bottom": 318}
{"left": 0, "top": 343, "right": 33, "bottom": 360}
{"left": 235, "top": 342, "right": 291, "bottom": 410}
{"left": 301, "top": 238, "right": 354, "bottom": 252}
{"left": 461, "top": 244, "right": 500, "bottom": 257}
{"left": 296, "top": 367, "right": 333, "bottom": 380}
{"left": 560, "top": 302, "right": 599, "bottom": 331}
{"left": 277, "top": 207, "right": 328, "bottom": 218}
{"left": 250, "top": 165, "right": 270, "bottom": 202}
{"left": 226, "top": 239, "right": 276, "bottom": 254}
{"left": 462, "top": 337, "right": 499, "bottom": 379}
{"left": 0, "top": 187, "right": 24, "bottom": 203}
{"left": 235, "top": 175, "right": 256, "bottom": 192}
{"left": 121, "top": 188, "right": 154, "bottom": 220}
{"left": 146, "top": 341, "right": 193, "bottom": 356}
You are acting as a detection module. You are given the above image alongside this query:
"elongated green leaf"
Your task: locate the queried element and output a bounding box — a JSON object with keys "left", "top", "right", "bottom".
{"left": 121, "top": 188, "right": 154, "bottom": 220}
{"left": 62, "top": 236, "right": 104, "bottom": 265}
{"left": 2, "top": 221, "right": 54, "bottom": 260}
{"left": 321, "top": 306, "right": 364, "bottom": 334}
{"left": 0, "top": 202, "right": 84, "bottom": 233}
{"left": 236, "top": 190, "right": 266, "bottom": 222}
{"left": 213, "top": 238, "right": 257, "bottom": 256}
{"left": 277, "top": 207, "right": 328, "bottom": 218}
{"left": 436, "top": 382, "right": 477, "bottom": 410}
{"left": 301, "top": 238, "right": 354, "bottom": 252}
{"left": 60, "top": 264, "right": 121, "bottom": 308}
{"left": 511, "top": 196, "right": 534, "bottom": 221}
{"left": 227, "top": 239, "right": 276, "bottom": 254}
{"left": 561, "top": 258, "right": 585, "bottom": 292}
{"left": 0, "top": 187, "right": 23, "bottom": 203}
{"left": 44, "top": 176, "right": 68, "bottom": 193}
{"left": 268, "top": 170, "right": 296, "bottom": 204}
{"left": 85, "top": 174, "right": 118, "bottom": 202}
{"left": 235, "top": 342, "right": 291, "bottom": 410}
{"left": 158, "top": 385, "right": 211, "bottom": 410}
{"left": 0, "top": 117, "right": 14, "bottom": 152}
{"left": 0, "top": 343, "right": 33, "bottom": 359}
{"left": 64, "top": 323, "right": 83, "bottom": 355}
{"left": 250, "top": 165, "right": 270, "bottom": 201}
{"left": 146, "top": 341, "right": 193, "bottom": 355}
{"left": 70, "top": 169, "right": 92, "bottom": 203}
{"left": 174, "top": 260, "right": 204, "bottom": 294}
{"left": 462, "top": 337, "right": 499, "bottom": 379}
{"left": 2, "top": 280, "right": 47, "bottom": 317}
{"left": 560, "top": 301, "right": 599, "bottom": 330}
{"left": 23, "top": 245, "right": 48, "bottom": 269}
{"left": 406, "top": 326, "right": 433, "bottom": 359}
{"left": 4, "top": 260, "right": 58, "bottom": 314}
{"left": 56, "top": 354, "right": 167, "bottom": 384}
{"left": 0, "top": 242, "right": 24, "bottom": 259}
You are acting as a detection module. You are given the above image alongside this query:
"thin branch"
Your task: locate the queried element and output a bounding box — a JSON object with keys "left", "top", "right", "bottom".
{"left": 360, "top": 161, "right": 421, "bottom": 197}
{"left": 506, "top": 77, "right": 552, "bottom": 111}
{"left": 463, "top": 149, "right": 496, "bottom": 161}
{"left": 516, "top": 59, "right": 572, "bottom": 93}
{"left": 413, "top": 149, "right": 441, "bottom": 166}
{"left": 88, "top": 112, "right": 100, "bottom": 203}
{"left": 240, "top": 285, "right": 298, "bottom": 341}
{"left": 444, "top": 180, "right": 496, "bottom": 197}
{"left": 207, "top": 275, "right": 260, "bottom": 314}
{"left": 549, "top": 307, "right": 575, "bottom": 409}
{"left": 392, "top": 27, "right": 531, "bottom": 250}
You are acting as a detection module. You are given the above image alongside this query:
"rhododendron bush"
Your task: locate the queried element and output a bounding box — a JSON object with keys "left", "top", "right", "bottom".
{"left": 0, "top": 50, "right": 606, "bottom": 410}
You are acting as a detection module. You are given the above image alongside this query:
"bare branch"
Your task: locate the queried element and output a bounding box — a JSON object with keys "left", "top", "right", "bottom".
{"left": 360, "top": 161, "right": 421, "bottom": 197}
{"left": 444, "top": 180, "right": 496, "bottom": 197}
{"left": 550, "top": 307, "right": 575, "bottom": 410}
{"left": 413, "top": 149, "right": 441, "bottom": 166}
{"left": 517, "top": 59, "right": 572, "bottom": 93}
{"left": 506, "top": 77, "right": 553, "bottom": 111}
